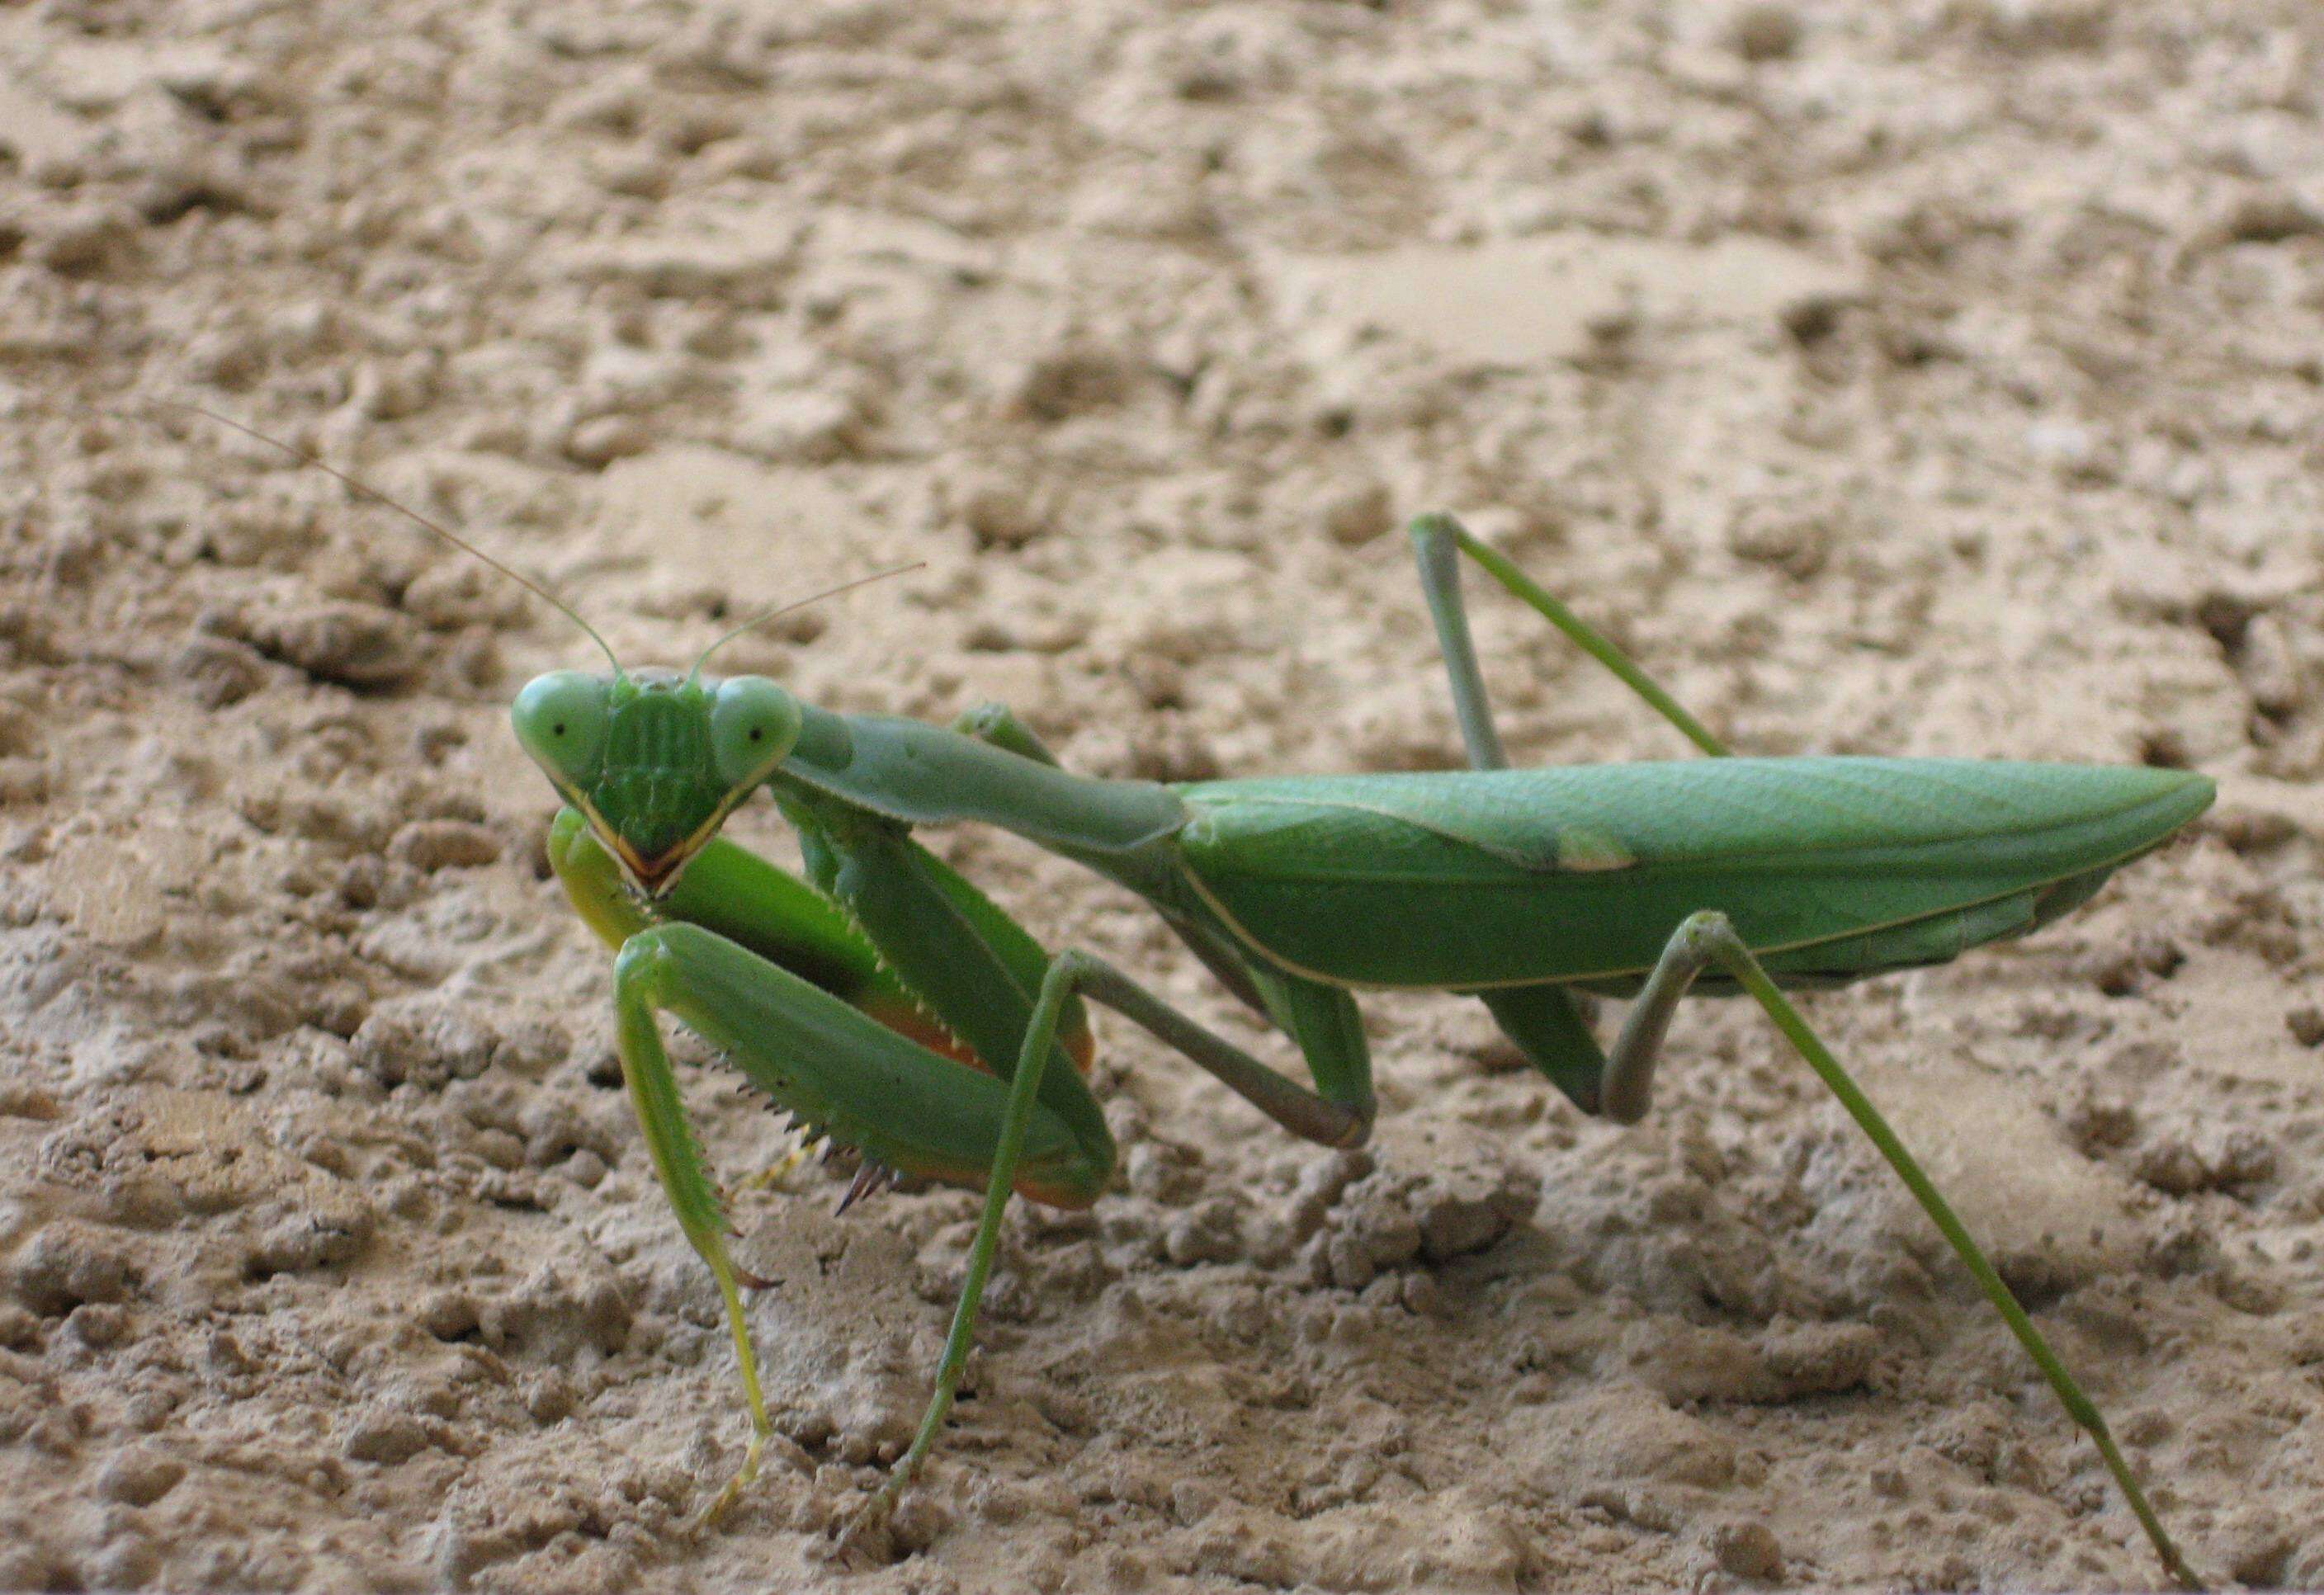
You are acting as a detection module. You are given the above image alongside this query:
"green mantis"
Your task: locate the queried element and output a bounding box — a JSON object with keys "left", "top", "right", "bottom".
{"left": 523, "top": 517, "right": 2209, "bottom": 1585}
{"left": 188, "top": 410, "right": 2213, "bottom": 1584}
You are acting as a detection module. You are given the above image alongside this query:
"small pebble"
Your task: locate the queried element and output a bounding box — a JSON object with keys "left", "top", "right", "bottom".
{"left": 1163, "top": 1199, "right": 1242, "bottom": 1266}
{"left": 564, "top": 415, "right": 650, "bottom": 468}
{"left": 1728, "top": 2, "right": 1802, "bottom": 60}
{"left": 1399, "top": 1270, "right": 1446, "bottom": 1318}
{"left": 98, "top": 1446, "right": 187, "bottom": 1507}
{"left": 1124, "top": 1141, "right": 1200, "bottom": 1204}
{"left": 1705, "top": 1520, "right": 1784, "bottom": 1582}
{"left": 65, "top": 1302, "right": 130, "bottom": 1349}
{"left": 1323, "top": 1231, "right": 1375, "bottom": 1292}
{"left": 2134, "top": 1127, "right": 2277, "bottom": 1195}
{"left": 734, "top": 389, "right": 859, "bottom": 463}
{"left": 13, "top": 1225, "right": 135, "bottom": 1316}
{"left": 2288, "top": 1006, "right": 2324, "bottom": 1049}
{"left": 88, "top": 1535, "right": 158, "bottom": 1588}
{"left": 252, "top": 602, "right": 419, "bottom": 689}
{"left": 33, "top": 207, "right": 133, "bottom": 276}
{"left": 344, "top": 1409, "right": 434, "bottom": 1465}
{"left": 388, "top": 820, "right": 502, "bottom": 873}
{"left": 414, "top": 1291, "right": 479, "bottom": 1342}
{"left": 124, "top": 1390, "right": 175, "bottom": 1432}
{"left": 888, "top": 1493, "right": 952, "bottom": 1555}
{"left": 1320, "top": 481, "right": 1394, "bottom": 547}
{"left": 2217, "top": 1504, "right": 2295, "bottom": 1587}
{"left": 2220, "top": 191, "right": 2324, "bottom": 246}
{"left": 249, "top": 1212, "right": 372, "bottom": 1276}
{"left": 173, "top": 635, "right": 272, "bottom": 708}
{"left": 1007, "top": 347, "right": 1133, "bottom": 422}
{"left": 958, "top": 476, "right": 1052, "bottom": 550}
{"left": 523, "top": 1372, "right": 579, "bottom": 1425}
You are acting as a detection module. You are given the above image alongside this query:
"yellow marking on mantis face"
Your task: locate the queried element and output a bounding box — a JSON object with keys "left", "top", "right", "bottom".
{"left": 1555, "top": 826, "right": 1637, "bottom": 872}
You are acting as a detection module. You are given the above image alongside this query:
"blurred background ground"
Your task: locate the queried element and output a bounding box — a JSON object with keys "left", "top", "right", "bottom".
{"left": 1, "top": 0, "right": 2322, "bottom": 1588}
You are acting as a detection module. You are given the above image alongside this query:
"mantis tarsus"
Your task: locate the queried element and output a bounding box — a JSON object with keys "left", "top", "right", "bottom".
{"left": 191, "top": 408, "right": 2213, "bottom": 1585}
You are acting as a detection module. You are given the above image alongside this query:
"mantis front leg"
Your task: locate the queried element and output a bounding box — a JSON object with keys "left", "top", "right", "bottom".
{"left": 562, "top": 792, "right": 1374, "bottom": 1533}
{"left": 553, "top": 808, "right": 1115, "bottom": 1521}
{"left": 611, "top": 920, "right": 1113, "bottom": 1524}
{"left": 607, "top": 935, "right": 773, "bottom": 1522}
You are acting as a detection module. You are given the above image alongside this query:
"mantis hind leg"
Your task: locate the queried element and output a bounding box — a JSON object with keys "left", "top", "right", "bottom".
{"left": 1472, "top": 984, "right": 1608, "bottom": 1116}
{"left": 1609, "top": 910, "right": 2200, "bottom": 1588}
{"left": 1405, "top": 527, "right": 2196, "bottom": 1581}
{"left": 1407, "top": 512, "right": 1731, "bottom": 762}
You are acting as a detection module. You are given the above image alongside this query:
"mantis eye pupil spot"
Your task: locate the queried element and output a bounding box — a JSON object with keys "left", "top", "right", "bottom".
{"left": 749, "top": 726, "right": 763, "bottom": 742}
{"left": 552, "top": 722, "right": 566, "bottom": 736}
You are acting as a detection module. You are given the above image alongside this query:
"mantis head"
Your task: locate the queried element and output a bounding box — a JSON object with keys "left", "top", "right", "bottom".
{"left": 503, "top": 565, "right": 920, "bottom": 897}
{"left": 513, "top": 669, "right": 801, "bottom": 897}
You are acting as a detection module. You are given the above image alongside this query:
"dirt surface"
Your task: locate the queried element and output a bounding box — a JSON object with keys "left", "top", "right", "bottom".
{"left": 2, "top": 0, "right": 2322, "bottom": 1589}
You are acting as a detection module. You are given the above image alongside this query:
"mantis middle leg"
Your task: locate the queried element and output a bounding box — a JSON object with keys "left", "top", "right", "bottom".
{"left": 940, "top": 704, "right": 1377, "bottom": 1148}
{"left": 853, "top": 942, "right": 1373, "bottom": 1540}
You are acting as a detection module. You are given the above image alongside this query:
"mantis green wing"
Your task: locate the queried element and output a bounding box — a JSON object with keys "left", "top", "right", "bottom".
{"left": 1168, "top": 757, "right": 2214, "bottom": 990}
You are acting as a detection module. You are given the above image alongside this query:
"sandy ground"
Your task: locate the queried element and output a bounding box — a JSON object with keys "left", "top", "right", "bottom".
{"left": 2, "top": 0, "right": 2322, "bottom": 1589}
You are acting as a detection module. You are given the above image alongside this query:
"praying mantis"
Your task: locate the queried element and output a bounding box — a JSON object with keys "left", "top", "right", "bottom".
{"left": 193, "top": 409, "right": 2213, "bottom": 1584}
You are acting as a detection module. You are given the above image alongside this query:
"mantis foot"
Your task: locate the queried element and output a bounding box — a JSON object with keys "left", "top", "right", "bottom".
{"left": 687, "top": 1247, "right": 777, "bottom": 1528}
{"left": 692, "top": 1422, "right": 767, "bottom": 1531}
{"left": 831, "top": 1465, "right": 917, "bottom": 1562}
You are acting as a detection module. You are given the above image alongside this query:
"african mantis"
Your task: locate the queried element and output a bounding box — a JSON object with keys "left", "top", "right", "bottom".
{"left": 190, "top": 409, "right": 2212, "bottom": 1584}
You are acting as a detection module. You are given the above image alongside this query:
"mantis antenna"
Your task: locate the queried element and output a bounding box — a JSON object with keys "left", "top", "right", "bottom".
{"left": 685, "top": 562, "right": 926, "bottom": 684}
{"left": 154, "top": 401, "right": 626, "bottom": 676}
{"left": 159, "top": 403, "right": 923, "bottom": 682}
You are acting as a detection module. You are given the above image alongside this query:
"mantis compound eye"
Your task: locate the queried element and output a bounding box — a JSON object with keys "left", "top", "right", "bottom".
{"left": 710, "top": 676, "right": 802, "bottom": 789}
{"left": 512, "top": 671, "right": 612, "bottom": 786}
